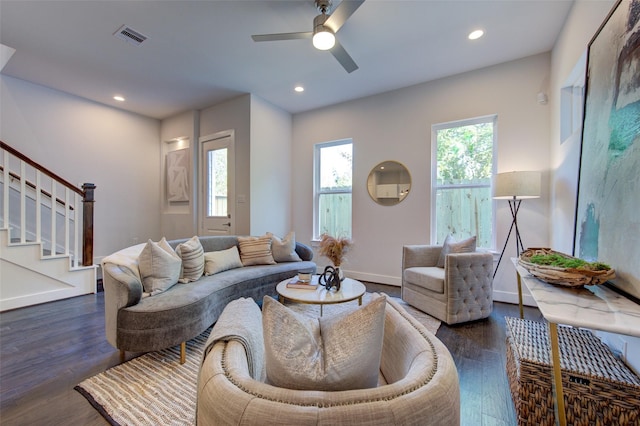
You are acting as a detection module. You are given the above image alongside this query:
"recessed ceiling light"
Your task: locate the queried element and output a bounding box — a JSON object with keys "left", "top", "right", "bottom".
{"left": 294, "top": 86, "right": 304, "bottom": 93}
{"left": 113, "top": 95, "right": 126, "bottom": 102}
{"left": 468, "top": 30, "right": 484, "bottom": 40}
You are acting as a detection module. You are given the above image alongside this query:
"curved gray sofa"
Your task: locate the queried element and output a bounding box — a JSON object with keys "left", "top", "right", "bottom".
{"left": 102, "top": 235, "right": 316, "bottom": 362}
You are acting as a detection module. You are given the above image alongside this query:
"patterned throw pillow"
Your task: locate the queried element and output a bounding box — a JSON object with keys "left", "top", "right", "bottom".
{"left": 204, "top": 246, "right": 243, "bottom": 275}
{"left": 175, "top": 236, "right": 205, "bottom": 283}
{"left": 237, "top": 235, "right": 276, "bottom": 266}
{"left": 138, "top": 238, "right": 181, "bottom": 295}
{"left": 262, "top": 295, "right": 386, "bottom": 391}
{"left": 267, "top": 231, "right": 302, "bottom": 262}
{"left": 437, "top": 235, "right": 477, "bottom": 268}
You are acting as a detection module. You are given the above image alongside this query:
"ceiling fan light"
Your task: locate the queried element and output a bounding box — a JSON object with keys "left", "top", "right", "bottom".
{"left": 313, "top": 29, "right": 335, "bottom": 50}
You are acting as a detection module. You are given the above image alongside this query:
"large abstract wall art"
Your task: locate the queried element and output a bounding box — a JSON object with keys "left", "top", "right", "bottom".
{"left": 575, "top": 0, "right": 640, "bottom": 299}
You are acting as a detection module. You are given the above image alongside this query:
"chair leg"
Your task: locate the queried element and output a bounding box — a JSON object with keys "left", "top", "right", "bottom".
{"left": 180, "top": 342, "right": 186, "bottom": 364}
{"left": 120, "top": 349, "right": 125, "bottom": 363}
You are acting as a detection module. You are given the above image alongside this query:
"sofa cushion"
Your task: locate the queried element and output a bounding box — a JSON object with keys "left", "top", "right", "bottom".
{"left": 267, "top": 231, "right": 302, "bottom": 262}
{"left": 138, "top": 238, "right": 181, "bottom": 295}
{"left": 404, "top": 266, "right": 445, "bottom": 293}
{"left": 194, "top": 236, "right": 238, "bottom": 253}
{"left": 437, "top": 235, "right": 477, "bottom": 268}
{"left": 238, "top": 235, "right": 276, "bottom": 266}
{"left": 262, "top": 295, "right": 385, "bottom": 391}
{"left": 175, "top": 236, "right": 205, "bottom": 283}
{"left": 204, "top": 246, "right": 243, "bottom": 275}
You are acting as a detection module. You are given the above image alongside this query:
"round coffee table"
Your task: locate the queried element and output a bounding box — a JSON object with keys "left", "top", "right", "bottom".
{"left": 276, "top": 277, "right": 366, "bottom": 316}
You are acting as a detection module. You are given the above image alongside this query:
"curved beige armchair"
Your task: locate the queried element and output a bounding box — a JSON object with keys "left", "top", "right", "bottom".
{"left": 402, "top": 244, "right": 493, "bottom": 325}
{"left": 197, "top": 295, "right": 460, "bottom": 425}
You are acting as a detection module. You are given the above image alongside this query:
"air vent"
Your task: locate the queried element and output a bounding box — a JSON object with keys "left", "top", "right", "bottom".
{"left": 113, "top": 25, "right": 147, "bottom": 46}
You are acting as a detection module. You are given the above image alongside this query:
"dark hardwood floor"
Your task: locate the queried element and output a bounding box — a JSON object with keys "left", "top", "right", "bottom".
{"left": 0, "top": 284, "right": 542, "bottom": 426}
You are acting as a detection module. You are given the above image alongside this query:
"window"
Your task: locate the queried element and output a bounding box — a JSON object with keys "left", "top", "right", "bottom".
{"left": 207, "top": 147, "right": 228, "bottom": 217}
{"left": 432, "top": 115, "right": 496, "bottom": 249}
{"left": 314, "top": 140, "right": 352, "bottom": 239}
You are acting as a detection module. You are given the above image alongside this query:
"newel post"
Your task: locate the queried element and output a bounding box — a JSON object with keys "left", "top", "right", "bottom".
{"left": 82, "top": 183, "right": 96, "bottom": 267}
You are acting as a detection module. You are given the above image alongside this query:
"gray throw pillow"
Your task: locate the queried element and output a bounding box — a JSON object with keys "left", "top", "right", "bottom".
{"left": 267, "top": 231, "right": 302, "bottom": 262}
{"left": 175, "top": 236, "right": 205, "bottom": 283}
{"left": 138, "top": 238, "right": 181, "bottom": 295}
{"left": 437, "top": 235, "right": 477, "bottom": 268}
{"left": 262, "top": 295, "right": 386, "bottom": 391}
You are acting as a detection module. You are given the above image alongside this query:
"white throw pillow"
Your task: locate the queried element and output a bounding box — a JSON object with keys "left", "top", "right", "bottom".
{"left": 237, "top": 235, "right": 276, "bottom": 266}
{"left": 267, "top": 231, "right": 302, "bottom": 262}
{"left": 437, "top": 234, "right": 477, "bottom": 268}
{"left": 262, "top": 295, "right": 386, "bottom": 391}
{"left": 175, "top": 236, "right": 205, "bottom": 283}
{"left": 204, "top": 246, "right": 243, "bottom": 275}
{"left": 138, "top": 238, "right": 181, "bottom": 295}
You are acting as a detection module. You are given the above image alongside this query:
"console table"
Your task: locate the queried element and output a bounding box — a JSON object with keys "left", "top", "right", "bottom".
{"left": 513, "top": 258, "right": 640, "bottom": 425}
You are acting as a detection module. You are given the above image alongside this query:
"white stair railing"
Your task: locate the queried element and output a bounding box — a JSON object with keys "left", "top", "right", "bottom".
{"left": 0, "top": 141, "right": 95, "bottom": 267}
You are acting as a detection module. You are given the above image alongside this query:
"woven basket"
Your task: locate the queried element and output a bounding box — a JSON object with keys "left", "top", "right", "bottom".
{"left": 518, "top": 248, "right": 615, "bottom": 287}
{"left": 505, "top": 317, "right": 640, "bottom": 426}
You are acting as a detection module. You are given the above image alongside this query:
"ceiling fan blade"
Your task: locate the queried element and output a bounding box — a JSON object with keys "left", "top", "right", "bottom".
{"left": 330, "top": 40, "right": 358, "bottom": 73}
{"left": 324, "top": 0, "right": 365, "bottom": 33}
{"left": 251, "top": 32, "right": 312, "bottom": 42}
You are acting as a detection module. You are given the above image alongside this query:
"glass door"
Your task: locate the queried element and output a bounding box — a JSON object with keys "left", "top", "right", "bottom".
{"left": 200, "top": 131, "right": 235, "bottom": 235}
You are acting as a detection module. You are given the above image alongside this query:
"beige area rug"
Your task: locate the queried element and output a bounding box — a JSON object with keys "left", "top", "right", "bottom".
{"left": 75, "top": 294, "right": 440, "bottom": 426}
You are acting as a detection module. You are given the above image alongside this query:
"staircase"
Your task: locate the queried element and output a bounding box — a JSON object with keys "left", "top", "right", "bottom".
{"left": 0, "top": 141, "right": 97, "bottom": 312}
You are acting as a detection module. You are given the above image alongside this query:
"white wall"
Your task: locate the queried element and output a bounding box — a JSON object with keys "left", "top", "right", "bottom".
{"left": 549, "top": 0, "right": 640, "bottom": 375}
{"left": 249, "top": 95, "right": 293, "bottom": 237}
{"left": 0, "top": 75, "right": 161, "bottom": 261}
{"left": 162, "top": 95, "right": 293, "bottom": 239}
{"left": 160, "top": 110, "right": 199, "bottom": 240}
{"left": 292, "top": 53, "right": 551, "bottom": 300}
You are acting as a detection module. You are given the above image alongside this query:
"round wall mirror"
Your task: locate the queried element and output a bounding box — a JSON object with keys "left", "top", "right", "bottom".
{"left": 367, "top": 161, "right": 411, "bottom": 206}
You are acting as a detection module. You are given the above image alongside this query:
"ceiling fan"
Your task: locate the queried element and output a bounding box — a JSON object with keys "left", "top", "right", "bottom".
{"left": 251, "top": 0, "right": 364, "bottom": 73}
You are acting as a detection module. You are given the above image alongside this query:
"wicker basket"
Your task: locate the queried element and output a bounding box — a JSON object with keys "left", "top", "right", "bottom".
{"left": 505, "top": 317, "right": 640, "bottom": 426}
{"left": 518, "top": 248, "right": 615, "bottom": 287}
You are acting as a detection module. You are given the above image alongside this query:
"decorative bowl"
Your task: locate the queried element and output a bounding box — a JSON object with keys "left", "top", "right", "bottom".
{"left": 518, "top": 248, "right": 615, "bottom": 287}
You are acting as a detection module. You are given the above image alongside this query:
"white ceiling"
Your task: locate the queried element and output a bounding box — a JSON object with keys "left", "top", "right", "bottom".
{"left": 0, "top": 0, "right": 574, "bottom": 120}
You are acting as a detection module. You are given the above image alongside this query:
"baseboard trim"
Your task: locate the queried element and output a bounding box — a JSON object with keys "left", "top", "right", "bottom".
{"left": 341, "top": 270, "right": 401, "bottom": 287}
{"left": 492, "top": 289, "right": 537, "bottom": 307}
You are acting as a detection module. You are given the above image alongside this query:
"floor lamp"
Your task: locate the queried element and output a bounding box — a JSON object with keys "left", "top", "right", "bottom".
{"left": 493, "top": 171, "right": 541, "bottom": 279}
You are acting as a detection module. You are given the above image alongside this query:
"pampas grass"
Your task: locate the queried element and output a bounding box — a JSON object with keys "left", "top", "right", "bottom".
{"left": 318, "top": 234, "right": 352, "bottom": 267}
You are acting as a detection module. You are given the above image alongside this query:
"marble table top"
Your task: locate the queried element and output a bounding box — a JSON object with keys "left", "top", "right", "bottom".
{"left": 514, "top": 261, "right": 640, "bottom": 337}
{"left": 276, "top": 277, "right": 366, "bottom": 305}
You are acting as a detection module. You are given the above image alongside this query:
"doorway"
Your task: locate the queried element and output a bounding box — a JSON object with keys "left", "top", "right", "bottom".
{"left": 199, "top": 130, "right": 235, "bottom": 236}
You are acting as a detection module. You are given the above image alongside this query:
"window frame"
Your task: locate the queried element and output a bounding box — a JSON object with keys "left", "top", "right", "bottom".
{"left": 430, "top": 114, "right": 498, "bottom": 249}
{"left": 313, "top": 139, "right": 353, "bottom": 240}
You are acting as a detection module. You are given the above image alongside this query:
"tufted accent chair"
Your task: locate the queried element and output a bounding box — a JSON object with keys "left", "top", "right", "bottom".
{"left": 402, "top": 244, "right": 493, "bottom": 325}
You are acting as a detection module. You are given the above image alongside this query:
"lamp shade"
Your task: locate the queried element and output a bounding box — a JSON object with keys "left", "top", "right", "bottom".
{"left": 493, "top": 171, "right": 541, "bottom": 199}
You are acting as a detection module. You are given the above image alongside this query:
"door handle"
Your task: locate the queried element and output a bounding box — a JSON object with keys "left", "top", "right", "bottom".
{"left": 223, "top": 222, "right": 231, "bottom": 227}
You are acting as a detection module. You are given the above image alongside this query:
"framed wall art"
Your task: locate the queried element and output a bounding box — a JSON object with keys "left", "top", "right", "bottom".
{"left": 166, "top": 148, "right": 190, "bottom": 203}
{"left": 574, "top": 0, "right": 639, "bottom": 300}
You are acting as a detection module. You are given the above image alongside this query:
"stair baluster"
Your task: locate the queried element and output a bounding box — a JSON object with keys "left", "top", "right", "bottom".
{"left": 0, "top": 141, "right": 95, "bottom": 267}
